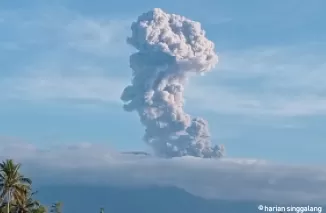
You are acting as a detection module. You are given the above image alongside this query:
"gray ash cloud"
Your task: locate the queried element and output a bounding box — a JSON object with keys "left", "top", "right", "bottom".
{"left": 121, "top": 8, "right": 224, "bottom": 158}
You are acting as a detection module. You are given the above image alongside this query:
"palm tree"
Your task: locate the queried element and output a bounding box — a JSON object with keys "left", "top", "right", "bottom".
{"left": 0, "top": 203, "right": 14, "bottom": 213}
{"left": 12, "top": 189, "right": 41, "bottom": 213}
{"left": 50, "top": 202, "right": 62, "bottom": 213}
{"left": 0, "top": 159, "right": 32, "bottom": 213}
{"left": 32, "top": 205, "right": 47, "bottom": 213}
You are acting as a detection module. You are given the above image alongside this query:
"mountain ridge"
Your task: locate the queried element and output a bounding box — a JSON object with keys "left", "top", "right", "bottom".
{"left": 33, "top": 184, "right": 295, "bottom": 213}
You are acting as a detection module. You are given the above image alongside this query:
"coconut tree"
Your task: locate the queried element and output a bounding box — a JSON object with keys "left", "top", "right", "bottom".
{"left": 12, "top": 189, "right": 41, "bottom": 213}
{"left": 0, "top": 159, "right": 32, "bottom": 213}
{"left": 50, "top": 202, "right": 62, "bottom": 213}
{"left": 32, "top": 205, "right": 47, "bottom": 213}
{"left": 0, "top": 203, "right": 15, "bottom": 213}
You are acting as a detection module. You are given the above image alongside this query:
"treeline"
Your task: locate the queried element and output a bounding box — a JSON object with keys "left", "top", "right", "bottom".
{"left": 0, "top": 159, "right": 104, "bottom": 213}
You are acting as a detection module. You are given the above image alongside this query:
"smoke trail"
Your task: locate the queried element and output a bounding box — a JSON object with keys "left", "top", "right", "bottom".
{"left": 121, "top": 8, "right": 224, "bottom": 158}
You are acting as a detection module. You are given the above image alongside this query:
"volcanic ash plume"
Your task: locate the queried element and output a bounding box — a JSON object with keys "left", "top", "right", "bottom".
{"left": 121, "top": 8, "right": 224, "bottom": 158}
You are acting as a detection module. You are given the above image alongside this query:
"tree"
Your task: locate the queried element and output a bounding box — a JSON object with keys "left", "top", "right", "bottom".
{"left": 100, "top": 207, "right": 104, "bottom": 213}
{"left": 0, "top": 159, "right": 32, "bottom": 213}
{"left": 0, "top": 204, "right": 15, "bottom": 213}
{"left": 50, "top": 202, "right": 62, "bottom": 213}
{"left": 12, "top": 189, "right": 42, "bottom": 213}
{"left": 32, "top": 205, "right": 47, "bottom": 213}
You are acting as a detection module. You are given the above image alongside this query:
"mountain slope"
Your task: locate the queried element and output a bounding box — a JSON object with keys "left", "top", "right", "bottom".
{"left": 34, "top": 184, "right": 279, "bottom": 213}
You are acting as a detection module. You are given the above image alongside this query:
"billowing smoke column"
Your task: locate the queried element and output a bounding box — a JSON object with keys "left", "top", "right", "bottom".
{"left": 121, "top": 8, "right": 224, "bottom": 158}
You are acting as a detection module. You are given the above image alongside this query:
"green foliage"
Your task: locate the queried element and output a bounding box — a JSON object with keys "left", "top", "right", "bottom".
{"left": 0, "top": 159, "right": 50, "bottom": 213}
{"left": 12, "top": 190, "right": 43, "bottom": 213}
{"left": 50, "top": 202, "right": 62, "bottom": 213}
{"left": 0, "top": 204, "right": 15, "bottom": 213}
{"left": 32, "top": 205, "right": 47, "bottom": 213}
{"left": 0, "top": 159, "right": 115, "bottom": 213}
{"left": 0, "top": 159, "right": 33, "bottom": 213}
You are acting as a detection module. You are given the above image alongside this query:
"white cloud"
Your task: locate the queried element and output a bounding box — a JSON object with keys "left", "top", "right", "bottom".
{"left": 2, "top": 43, "right": 326, "bottom": 117}
{"left": 1, "top": 139, "right": 326, "bottom": 205}
{"left": 217, "top": 45, "right": 326, "bottom": 91}
{"left": 0, "top": 7, "right": 132, "bottom": 105}
{"left": 64, "top": 17, "right": 132, "bottom": 56}
{"left": 1, "top": 6, "right": 325, "bottom": 117}
{"left": 0, "top": 75, "right": 128, "bottom": 104}
{"left": 186, "top": 85, "right": 326, "bottom": 116}
{"left": 0, "top": 6, "right": 132, "bottom": 57}
{"left": 185, "top": 45, "right": 326, "bottom": 116}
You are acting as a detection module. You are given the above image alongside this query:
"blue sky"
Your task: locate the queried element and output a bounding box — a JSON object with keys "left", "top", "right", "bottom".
{"left": 0, "top": 0, "right": 326, "bottom": 164}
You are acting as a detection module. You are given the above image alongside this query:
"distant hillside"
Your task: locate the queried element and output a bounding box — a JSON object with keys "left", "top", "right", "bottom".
{"left": 34, "top": 184, "right": 282, "bottom": 213}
